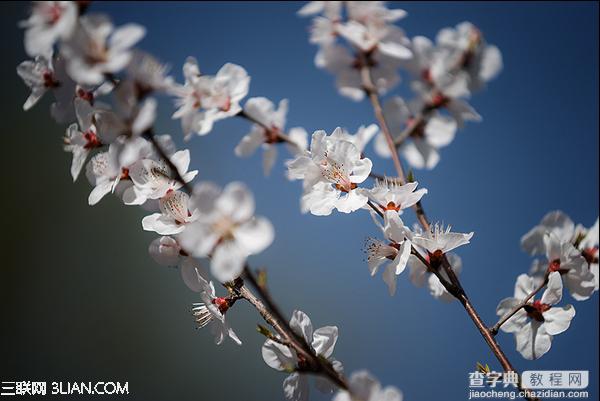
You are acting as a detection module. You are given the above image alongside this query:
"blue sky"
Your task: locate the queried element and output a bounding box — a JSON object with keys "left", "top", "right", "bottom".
{"left": 4, "top": 2, "right": 598, "bottom": 401}
{"left": 95, "top": 2, "right": 600, "bottom": 400}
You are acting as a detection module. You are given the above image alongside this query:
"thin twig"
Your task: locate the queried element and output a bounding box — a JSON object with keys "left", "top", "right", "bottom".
{"left": 490, "top": 276, "right": 548, "bottom": 336}
{"left": 359, "top": 56, "right": 539, "bottom": 401}
{"left": 359, "top": 56, "right": 406, "bottom": 184}
{"left": 240, "top": 266, "right": 349, "bottom": 390}
{"left": 236, "top": 110, "right": 301, "bottom": 150}
{"left": 143, "top": 129, "right": 193, "bottom": 194}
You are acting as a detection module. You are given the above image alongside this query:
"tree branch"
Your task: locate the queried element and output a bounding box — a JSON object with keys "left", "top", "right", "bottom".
{"left": 490, "top": 275, "right": 548, "bottom": 336}
{"left": 359, "top": 57, "right": 539, "bottom": 401}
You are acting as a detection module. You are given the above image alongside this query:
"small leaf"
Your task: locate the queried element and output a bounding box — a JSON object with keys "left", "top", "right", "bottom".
{"left": 476, "top": 362, "right": 491, "bottom": 374}
{"left": 257, "top": 324, "right": 272, "bottom": 338}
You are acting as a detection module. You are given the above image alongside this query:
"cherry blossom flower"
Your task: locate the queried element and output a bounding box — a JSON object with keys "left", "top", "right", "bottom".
{"left": 336, "top": 21, "right": 411, "bottom": 60}
{"left": 17, "top": 55, "right": 59, "bottom": 110}
{"left": 287, "top": 128, "right": 373, "bottom": 215}
{"left": 408, "top": 252, "right": 462, "bottom": 302}
{"left": 235, "top": 97, "right": 307, "bottom": 175}
{"left": 142, "top": 190, "right": 200, "bottom": 235}
{"left": 126, "top": 50, "right": 174, "bottom": 94}
{"left": 578, "top": 218, "right": 599, "bottom": 291}
{"left": 171, "top": 58, "right": 250, "bottom": 138}
{"left": 412, "top": 223, "right": 473, "bottom": 255}
{"left": 330, "top": 124, "right": 378, "bottom": 154}
{"left": 373, "top": 97, "right": 458, "bottom": 169}
{"left": 365, "top": 212, "right": 412, "bottom": 295}
{"left": 496, "top": 272, "right": 575, "bottom": 360}
{"left": 435, "top": 22, "right": 502, "bottom": 93}
{"left": 60, "top": 14, "right": 145, "bottom": 85}
{"left": 20, "top": 1, "right": 77, "bottom": 57}
{"left": 63, "top": 99, "right": 112, "bottom": 181}
{"left": 190, "top": 268, "right": 241, "bottom": 346}
{"left": 522, "top": 210, "right": 578, "bottom": 255}
{"left": 178, "top": 182, "right": 274, "bottom": 283}
{"left": 262, "top": 310, "right": 342, "bottom": 401}
{"left": 124, "top": 149, "right": 198, "bottom": 205}
{"left": 315, "top": 44, "right": 402, "bottom": 101}
{"left": 148, "top": 236, "right": 186, "bottom": 267}
{"left": 367, "top": 178, "right": 427, "bottom": 215}
{"left": 306, "top": 16, "right": 339, "bottom": 46}
{"left": 411, "top": 84, "right": 481, "bottom": 129}
{"left": 346, "top": 1, "right": 408, "bottom": 26}
{"left": 333, "top": 370, "right": 403, "bottom": 401}
{"left": 411, "top": 223, "right": 473, "bottom": 271}
{"left": 529, "top": 233, "right": 594, "bottom": 301}
{"left": 297, "top": 1, "right": 342, "bottom": 19}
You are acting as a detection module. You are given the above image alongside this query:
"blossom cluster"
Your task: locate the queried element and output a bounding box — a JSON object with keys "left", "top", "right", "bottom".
{"left": 16, "top": 2, "right": 596, "bottom": 401}
{"left": 496, "top": 211, "right": 598, "bottom": 359}
{"left": 16, "top": 2, "right": 403, "bottom": 401}
{"left": 299, "top": 1, "right": 502, "bottom": 170}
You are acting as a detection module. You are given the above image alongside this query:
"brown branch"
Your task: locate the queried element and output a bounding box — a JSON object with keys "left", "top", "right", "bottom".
{"left": 236, "top": 109, "right": 302, "bottom": 151}
{"left": 144, "top": 134, "right": 349, "bottom": 392}
{"left": 490, "top": 275, "right": 548, "bottom": 336}
{"left": 143, "top": 128, "right": 193, "bottom": 194}
{"left": 359, "top": 56, "right": 538, "bottom": 401}
{"left": 359, "top": 56, "right": 406, "bottom": 184}
{"left": 240, "top": 266, "right": 349, "bottom": 391}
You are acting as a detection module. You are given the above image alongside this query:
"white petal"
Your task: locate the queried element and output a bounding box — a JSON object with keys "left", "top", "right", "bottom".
{"left": 289, "top": 310, "right": 313, "bottom": 344}
{"left": 541, "top": 271, "right": 563, "bottom": 305}
{"left": 515, "top": 322, "right": 552, "bottom": 360}
{"left": 543, "top": 305, "right": 575, "bottom": 336}
{"left": 312, "top": 326, "right": 338, "bottom": 358}
{"left": 262, "top": 339, "right": 296, "bottom": 371}
{"left": 217, "top": 182, "right": 255, "bottom": 223}
{"left": 234, "top": 216, "right": 274, "bottom": 255}
{"left": 283, "top": 373, "right": 309, "bottom": 401}
{"left": 131, "top": 97, "right": 156, "bottom": 136}
{"left": 262, "top": 144, "right": 277, "bottom": 176}
{"left": 211, "top": 241, "right": 246, "bottom": 283}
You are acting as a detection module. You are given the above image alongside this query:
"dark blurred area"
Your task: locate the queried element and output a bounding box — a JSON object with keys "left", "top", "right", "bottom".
{"left": 0, "top": 3, "right": 284, "bottom": 401}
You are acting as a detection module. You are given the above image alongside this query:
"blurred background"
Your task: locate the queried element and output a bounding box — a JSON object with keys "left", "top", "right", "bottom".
{"left": 1, "top": 2, "right": 598, "bottom": 401}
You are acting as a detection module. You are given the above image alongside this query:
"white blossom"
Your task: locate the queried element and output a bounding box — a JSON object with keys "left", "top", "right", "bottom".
{"left": 336, "top": 21, "right": 411, "bottom": 60}
{"left": 297, "top": 1, "right": 342, "bottom": 20}
{"left": 522, "top": 211, "right": 577, "bottom": 255}
{"left": 330, "top": 124, "right": 379, "bottom": 154}
{"left": 17, "top": 55, "right": 59, "bottom": 110}
{"left": 172, "top": 58, "right": 250, "bottom": 138}
{"left": 148, "top": 236, "right": 185, "bottom": 267}
{"left": 60, "top": 14, "right": 145, "bottom": 85}
{"left": 287, "top": 128, "right": 372, "bottom": 215}
{"left": 126, "top": 50, "right": 174, "bottom": 93}
{"left": 142, "top": 190, "right": 200, "bottom": 235}
{"left": 20, "top": 1, "right": 78, "bottom": 57}
{"left": 333, "top": 370, "right": 403, "bottom": 401}
{"left": 435, "top": 21, "right": 502, "bottom": 93}
{"left": 579, "top": 218, "right": 599, "bottom": 291}
{"left": 374, "top": 97, "right": 458, "bottom": 170}
{"left": 367, "top": 179, "right": 427, "bottom": 214}
{"left": 190, "top": 268, "right": 241, "bottom": 345}
{"left": 315, "top": 44, "right": 401, "bottom": 101}
{"left": 123, "top": 149, "right": 197, "bottom": 205}
{"left": 529, "top": 233, "right": 594, "bottom": 301}
{"left": 178, "top": 182, "right": 274, "bottom": 283}
{"left": 412, "top": 223, "right": 473, "bottom": 256}
{"left": 235, "top": 97, "right": 307, "bottom": 175}
{"left": 262, "top": 310, "right": 342, "bottom": 401}
{"left": 63, "top": 99, "right": 111, "bottom": 181}
{"left": 365, "top": 211, "right": 412, "bottom": 295}
{"left": 496, "top": 272, "right": 575, "bottom": 360}
{"left": 409, "top": 252, "right": 462, "bottom": 302}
